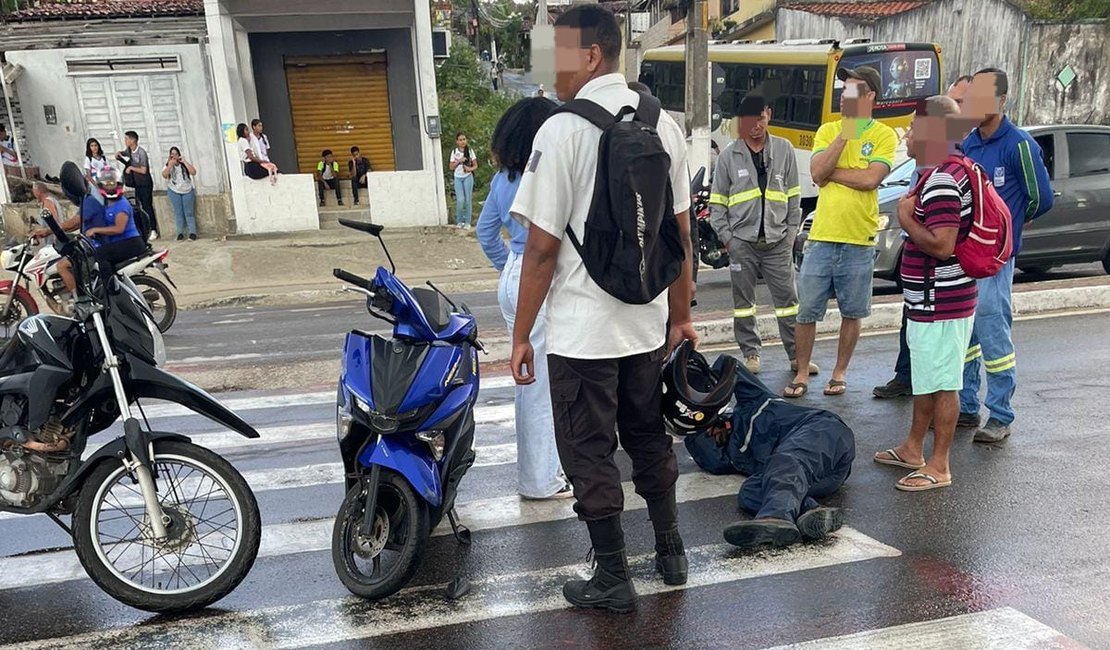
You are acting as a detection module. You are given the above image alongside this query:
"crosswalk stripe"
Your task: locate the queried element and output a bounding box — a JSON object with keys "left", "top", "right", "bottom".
{"left": 0, "top": 436, "right": 691, "bottom": 523}
{"left": 86, "top": 402, "right": 519, "bottom": 456}
{"left": 763, "top": 607, "right": 1077, "bottom": 650}
{"left": 0, "top": 471, "right": 745, "bottom": 591}
{"left": 1, "top": 528, "right": 899, "bottom": 649}
{"left": 140, "top": 376, "right": 520, "bottom": 419}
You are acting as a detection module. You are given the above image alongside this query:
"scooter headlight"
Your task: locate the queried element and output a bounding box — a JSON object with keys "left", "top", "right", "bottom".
{"left": 337, "top": 402, "right": 354, "bottom": 441}
{"left": 416, "top": 430, "right": 446, "bottom": 461}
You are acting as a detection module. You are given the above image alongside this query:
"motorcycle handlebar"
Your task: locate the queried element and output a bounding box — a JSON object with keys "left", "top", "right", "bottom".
{"left": 333, "top": 268, "right": 374, "bottom": 291}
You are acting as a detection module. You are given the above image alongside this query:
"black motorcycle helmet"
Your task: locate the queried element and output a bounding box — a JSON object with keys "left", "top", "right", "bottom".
{"left": 661, "top": 340, "right": 739, "bottom": 435}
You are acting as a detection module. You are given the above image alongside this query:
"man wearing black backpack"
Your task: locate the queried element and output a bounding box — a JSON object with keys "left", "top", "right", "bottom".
{"left": 508, "top": 4, "right": 696, "bottom": 614}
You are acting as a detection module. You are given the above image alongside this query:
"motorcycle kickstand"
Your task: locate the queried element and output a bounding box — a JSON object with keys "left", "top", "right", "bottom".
{"left": 443, "top": 508, "right": 472, "bottom": 601}
{"left": 447, "top": 508, "right": 471, "bottom": 546}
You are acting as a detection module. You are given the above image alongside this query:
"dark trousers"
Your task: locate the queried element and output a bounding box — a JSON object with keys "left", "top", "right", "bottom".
{"left": 737, "top": 415, "right": 855, "bottom": 522}
{"left": 548, "top": 346, "right": 678, "bottom": 521}
{"left": 134, "top": 184, "right": 158, "bottom": 237}
{"left": 351, "top": 177, "right": 367, "bottom": 204}
{"left": 318, "top": 178, "right": 341, "bottom": 203}
{"left": 894, "top": 307, "right": 912, "bottom": 384}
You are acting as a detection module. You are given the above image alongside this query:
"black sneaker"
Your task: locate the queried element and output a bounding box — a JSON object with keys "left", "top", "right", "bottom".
{"left": 957, "top": 412, "right": 981, "bottom": 429}
{"left": 796, "top": 507, "right": 844, "bottom": 541}
{"left": 338, "top": 200, "right": 344, "bottom": 206}
{"left": 724, "top": 518, "right": 801, "bottom": 549}
{"left": 873, "top": 378, "right": 912, "bottom": 399}
{"left": 188, "top": 234, "right": 197, "bottom": 241}
{"left": 176, "top": 234, "right": 185, "bottom": 241}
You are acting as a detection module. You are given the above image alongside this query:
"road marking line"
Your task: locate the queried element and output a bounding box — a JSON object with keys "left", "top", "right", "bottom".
{"left": 0, "top": 471, "right": 747, "bottom": 591}
{"left": 762, "top": 607, "right": 1083, "bottom": 650}
{"left": 138, "top": 376, "right": 519, "bottom": 419}
{"left": 2, "top": 529, "right": 898, "bottom": 649}
{"left": 0, "top": 436, "right": 690, "bottom": 523}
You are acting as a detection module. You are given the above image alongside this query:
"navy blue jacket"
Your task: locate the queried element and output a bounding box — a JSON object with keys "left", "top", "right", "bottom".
{"left": 684, "top": 364, "right": 849, "bottom": 477}
{"left": 962, "top": 116, "right": 1054, "bottom": 255}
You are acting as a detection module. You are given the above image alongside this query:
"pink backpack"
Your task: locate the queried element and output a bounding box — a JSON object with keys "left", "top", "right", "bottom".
{"left": 919, "top": 157, "right": 1013, "bottom": 279}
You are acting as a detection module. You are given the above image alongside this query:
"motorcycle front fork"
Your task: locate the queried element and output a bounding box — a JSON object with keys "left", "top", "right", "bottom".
{"left": 89, "top": 310, "right": 169, "bottom": 541}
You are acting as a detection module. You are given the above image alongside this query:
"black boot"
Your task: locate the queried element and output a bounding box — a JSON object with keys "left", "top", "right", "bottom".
{"left": 647, "top": 492, "right": 688, "bottom": 585}
{"left": 563, "top": 516, "right": 636, "bottom": 613}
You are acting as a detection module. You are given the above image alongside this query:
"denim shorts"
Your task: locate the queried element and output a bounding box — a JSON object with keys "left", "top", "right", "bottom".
{"left": 797, "top": 241, "right": 875, "bottom": 323}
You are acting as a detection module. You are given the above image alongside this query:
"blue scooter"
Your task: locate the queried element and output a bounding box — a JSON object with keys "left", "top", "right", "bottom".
{"left": 331, "top": 219, "right": 479, "bottom": 600}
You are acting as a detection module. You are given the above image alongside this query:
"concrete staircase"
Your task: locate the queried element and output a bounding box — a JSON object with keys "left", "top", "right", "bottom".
{"left": 317, "top": 185, "right": 372, "bottom": 229}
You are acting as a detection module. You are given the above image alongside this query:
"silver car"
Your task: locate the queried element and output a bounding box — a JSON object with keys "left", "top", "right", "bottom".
{"left": 795, "top": 124, "right": 1110, "bottom": 281}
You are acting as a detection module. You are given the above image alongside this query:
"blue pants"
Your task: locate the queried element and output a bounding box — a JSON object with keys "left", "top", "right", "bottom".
{"left": 168, "top": 189, "right": 197, "bottom": 237}
{"left": 736, "top": 416, "right": 855, "bottom": 523}
{"left": 960, "top": 259, "right": 1016, "bottom": 425}
{"left": 454, "top": 175, "right": 474, "bottom": 227}
{"left": 894, "top": 306, "right": 912, "bottom": 385}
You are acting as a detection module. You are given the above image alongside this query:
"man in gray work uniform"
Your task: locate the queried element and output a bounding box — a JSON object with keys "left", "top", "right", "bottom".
{"left": 710, "top": 93, "right": 818, "bottom": 376}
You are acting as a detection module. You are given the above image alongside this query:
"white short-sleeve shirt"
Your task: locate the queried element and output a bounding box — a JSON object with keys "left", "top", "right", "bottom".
{"left": 249, "top": 133, "right": 270, "bottom": 162}
{"left": 510, "top": 73, "right": 691, "bottom": 360}
{"left": 237, "top": 138, "right": 252, "bottom": 163}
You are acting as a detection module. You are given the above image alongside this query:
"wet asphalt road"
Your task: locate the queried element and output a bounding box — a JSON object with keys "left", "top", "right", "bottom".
{"left": 0, "top": 311, "right": 1108, "bottom": 648}
{"left": 163, "top": 263, "right": 1105, "bottom": 380}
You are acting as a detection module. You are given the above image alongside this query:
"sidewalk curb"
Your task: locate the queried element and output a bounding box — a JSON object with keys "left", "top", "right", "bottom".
{"left": 478, "top": 284, "right": 1110, "bottom": 364}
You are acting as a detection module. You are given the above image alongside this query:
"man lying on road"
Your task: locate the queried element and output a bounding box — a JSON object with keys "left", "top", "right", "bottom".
{"left": 663, "top": 342, "right": 856, "bottom": 549}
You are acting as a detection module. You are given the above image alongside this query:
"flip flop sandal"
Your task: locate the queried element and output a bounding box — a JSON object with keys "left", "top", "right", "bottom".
{"left": 895, "top": 471, "right": 952, "bottom": 492}
{"left": 874, "top": 448, "right": 926, "bottom": 470}
{"left": 783, "top": 382, "right": 809, "bottom": 399}
{"left": 824, "top": 380, "right": 848, "bottom": 396}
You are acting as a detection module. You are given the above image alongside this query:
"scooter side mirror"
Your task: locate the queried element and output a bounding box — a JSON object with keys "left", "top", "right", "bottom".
{"left": 59, "top": 161, "right": 87, "bottom": 207}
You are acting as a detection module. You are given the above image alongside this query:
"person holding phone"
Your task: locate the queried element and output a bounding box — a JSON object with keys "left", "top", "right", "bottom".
{"left": 448, "top": 133, "right": 478, "bottom": 229}
{"left": 163, "top": 146, "right": 198, "bottom": 240}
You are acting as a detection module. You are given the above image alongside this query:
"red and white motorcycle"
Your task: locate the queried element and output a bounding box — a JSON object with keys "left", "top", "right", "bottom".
{"left": 0, "top": 236, "right": 177, "bottom": 342}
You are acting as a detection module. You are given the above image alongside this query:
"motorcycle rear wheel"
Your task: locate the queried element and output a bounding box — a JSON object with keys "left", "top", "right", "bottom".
{"left": 332, "top": 469, "right": 429, "bottom": 600}
{"left": 71, "top": 440, "right": 261, "bottom": 612}
{"left": 132, "top": 275, "right": 177, "bottom": 333}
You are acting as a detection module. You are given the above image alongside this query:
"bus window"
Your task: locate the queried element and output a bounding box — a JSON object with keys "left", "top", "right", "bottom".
{"left": 831, "top": 48, "right": 940, "bottom": 116}
{"left": 718, "top": 64, "right": 826, "bottom": 130}
{"left": 642, "top": 61, "right": 685, "bottom": 112}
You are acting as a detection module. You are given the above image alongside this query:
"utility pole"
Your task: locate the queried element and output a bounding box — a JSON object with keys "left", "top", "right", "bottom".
{"left": 684, "top": 0, "right": 710, "bottom": 176}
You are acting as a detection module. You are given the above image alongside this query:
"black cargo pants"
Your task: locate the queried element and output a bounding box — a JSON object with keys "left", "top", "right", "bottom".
{"left": 548, "top": 346, "right": 679, "bottom": 521}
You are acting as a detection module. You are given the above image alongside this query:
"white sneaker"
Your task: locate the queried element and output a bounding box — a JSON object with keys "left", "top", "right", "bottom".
{"left": 461, "top": 223, "right": 471, "bottom": 231}
{"left": 148, "top": 232, "right": 158, "bottom": 242}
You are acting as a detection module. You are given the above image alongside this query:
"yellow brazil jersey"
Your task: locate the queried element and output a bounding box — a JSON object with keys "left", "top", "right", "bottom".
{"left": 808, "top": 119, "right": 898, "bottom": 247}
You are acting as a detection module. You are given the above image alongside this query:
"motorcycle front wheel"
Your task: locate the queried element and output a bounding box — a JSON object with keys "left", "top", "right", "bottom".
{"left": 132, "top": 274, "right": 177, "bottom": 333}
{"left": 0, "top": 290, "right": 37, "bottom": 346}
{"left": 332, "top": 468, "right": 429, "bottom": 600}
{"left": 71, "top": 440, "right": 261, "bottom": 612}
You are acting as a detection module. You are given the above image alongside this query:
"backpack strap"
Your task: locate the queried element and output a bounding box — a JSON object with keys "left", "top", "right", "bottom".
{"left": 633, "top": 91, "right": 662, "bottom": 128}
{"left": 553, "top": 99, "right": 617, "bottom": 130}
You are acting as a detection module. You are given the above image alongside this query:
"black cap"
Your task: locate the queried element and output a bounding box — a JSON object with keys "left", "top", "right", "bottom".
{"left": 837, "top": 66, "right": 881, "bottom": 95}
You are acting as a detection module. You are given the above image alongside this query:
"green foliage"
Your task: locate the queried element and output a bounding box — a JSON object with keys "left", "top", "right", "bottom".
{"left": 1024, "top": 0, "right": 1110, "bottom": 20}
{"left": 436, "top": 42, "right": 515, "bottom": 213}
{"left": 451, "top": 0, "right": 534, "bottom": 69}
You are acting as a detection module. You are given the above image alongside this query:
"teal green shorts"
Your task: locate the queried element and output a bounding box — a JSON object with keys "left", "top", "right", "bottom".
{"left": 907, "top": 316, "right": 975, "bottom": 396}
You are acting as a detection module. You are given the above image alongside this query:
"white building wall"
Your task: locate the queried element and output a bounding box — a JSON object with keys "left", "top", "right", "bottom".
{"left": 5, "top": 44, "right": 224, "bottom": 194}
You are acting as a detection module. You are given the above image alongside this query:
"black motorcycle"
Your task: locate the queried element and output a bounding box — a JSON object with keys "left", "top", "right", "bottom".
{"left": 691, "top": 167, "right": 729, "bottom": 270}
{"left": 0, "top": 162, "right": 261, "bottom": 612}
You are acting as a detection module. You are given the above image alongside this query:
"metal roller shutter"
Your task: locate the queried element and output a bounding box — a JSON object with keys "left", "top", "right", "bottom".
{"left": 285, "top": 55, "right": 396, "bottom": 176}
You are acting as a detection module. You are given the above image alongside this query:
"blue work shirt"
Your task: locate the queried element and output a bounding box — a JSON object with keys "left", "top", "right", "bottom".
{"left": 962, "top": 116, "right": 1054, "bottom": 255}
{"left": 476, "top": 169, "right": 528, "bottom": 272}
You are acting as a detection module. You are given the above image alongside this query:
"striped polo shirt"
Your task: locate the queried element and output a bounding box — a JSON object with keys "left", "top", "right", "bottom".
{"left": 901, "top": 157, "right": 977, "bottom": 323}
